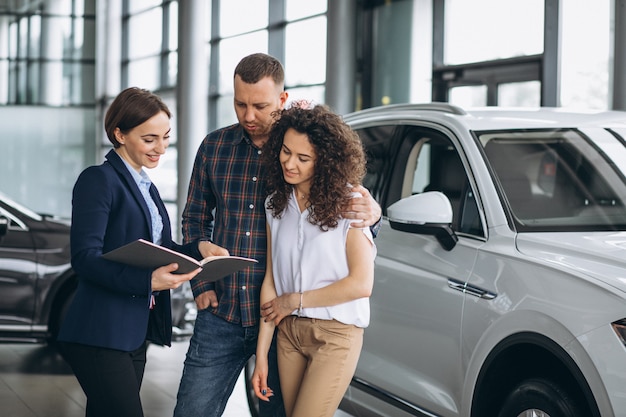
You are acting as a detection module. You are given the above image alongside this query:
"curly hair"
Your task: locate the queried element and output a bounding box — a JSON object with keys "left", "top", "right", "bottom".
{"left": 262, "top": 104, "right": 366, "bottom": 230}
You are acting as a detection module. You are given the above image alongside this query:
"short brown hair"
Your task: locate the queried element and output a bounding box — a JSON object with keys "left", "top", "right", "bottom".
{"left": 104, "top": 87, "right": 171, "bottom": 148}
{"left": 234, "top": 53, "right": 284, "bottom": 86}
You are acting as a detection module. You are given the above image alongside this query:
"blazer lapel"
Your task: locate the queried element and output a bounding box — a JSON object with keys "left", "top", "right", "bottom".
{"left": 105, "top": 150, "right": 153, "bottom": 237}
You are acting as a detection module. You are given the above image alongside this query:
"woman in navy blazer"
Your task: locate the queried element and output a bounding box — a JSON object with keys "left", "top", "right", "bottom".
{"left": 58, "top": 87, "right": 206, "bottom": 417}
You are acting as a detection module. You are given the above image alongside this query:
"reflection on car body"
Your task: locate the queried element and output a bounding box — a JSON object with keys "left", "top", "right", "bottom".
{"left": 0, "top": 191, "right": 195, "bottom": 344}
{"left": 331, "top": 104, "right": 626, "bottom": 417}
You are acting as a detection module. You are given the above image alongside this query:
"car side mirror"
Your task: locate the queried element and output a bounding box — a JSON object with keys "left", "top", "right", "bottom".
{"left": 387, "top": 191, "right": 458, "bottom": 251}
{"left": 0, "top": 216, "right": 8, "bottom": 241}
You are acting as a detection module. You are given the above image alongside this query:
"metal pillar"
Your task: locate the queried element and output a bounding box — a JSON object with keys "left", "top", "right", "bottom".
{"left": 326, "top": 0, "right": 357, "bottom": 114}
{"left": 177, "top": 0, "right": 208, "bottom": 218}
{"left": 543, "top": 0, "right": 561, "bottom": 107}
{"left": 613, "top": 0, "right": 626, "bottom": 110}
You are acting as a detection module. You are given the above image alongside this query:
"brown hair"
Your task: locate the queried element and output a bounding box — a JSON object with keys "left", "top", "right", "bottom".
{"left": 104, "top": 87, "right": 172, "bottom": 148}
{"left": 234, "top": 53, "right": 285, "bottom": 87}
{"left": 262, "top": 104, "right": 366, "bottom": 230}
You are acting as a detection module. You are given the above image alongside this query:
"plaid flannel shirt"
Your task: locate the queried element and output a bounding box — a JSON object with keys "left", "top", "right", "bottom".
{"left": 182, "top": 124, "right": 267, "bottom": 327}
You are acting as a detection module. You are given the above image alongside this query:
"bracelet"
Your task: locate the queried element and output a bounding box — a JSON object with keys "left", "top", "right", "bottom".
{"left": 298, "top": 292, "right": 303, "bottom": 317}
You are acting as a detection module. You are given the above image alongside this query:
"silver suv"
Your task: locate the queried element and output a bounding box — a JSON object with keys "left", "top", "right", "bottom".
{"left": 337, "top": 104, "right": 626, "bottom": 417}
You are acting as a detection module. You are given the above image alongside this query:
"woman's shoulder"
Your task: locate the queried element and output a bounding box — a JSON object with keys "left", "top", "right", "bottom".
{"left": 74, "top": 161, "right": 122, "bottom": 195}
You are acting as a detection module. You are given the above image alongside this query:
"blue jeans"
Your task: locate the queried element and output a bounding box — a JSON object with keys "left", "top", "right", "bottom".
{"left": 173, "top": 310, "right": 285, "bottom": 417}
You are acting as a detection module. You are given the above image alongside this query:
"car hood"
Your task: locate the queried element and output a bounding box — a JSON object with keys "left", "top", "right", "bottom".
{"left": 516, "top": 232, "right": 626, "bottom": 293}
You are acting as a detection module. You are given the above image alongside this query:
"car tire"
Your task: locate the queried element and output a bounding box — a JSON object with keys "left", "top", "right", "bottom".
{"left": 244, "top": 357, "right": 260, "bottom": 417}
{"left": 497, "top": 377, "right": 586, "bottom": 417}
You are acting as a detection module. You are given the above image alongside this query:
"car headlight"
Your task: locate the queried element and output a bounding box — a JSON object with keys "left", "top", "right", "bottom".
{"left": 611, "top": 319, "right": 626, "bottom": 346}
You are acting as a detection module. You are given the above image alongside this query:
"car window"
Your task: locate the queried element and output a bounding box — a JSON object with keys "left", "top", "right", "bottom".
{"left": 478, "top": 128, "right": 626, "bottom": 231}
{"left": 358, "top": 124, "right": 484, "bottom": 237}
{"left": 0, "top": 206, "right": 27, "bottom": 231}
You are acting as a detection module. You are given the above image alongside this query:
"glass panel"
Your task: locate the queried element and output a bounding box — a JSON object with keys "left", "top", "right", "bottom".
{"left": 285, "top": 16, "right": 326, "bottom": 86}
{"left": 69, "top": 62, "right": 96, "bottom": 105}
{"left": 0, "top": 60, "right": 8, "bottom": 104}
{"left": 53, "top": 0, "right": 73, "bottom": 15}
{"left": 128, "top": 0, "right": 163, "bottom": 14}
{"left": 78, "top": 18, "right": 96, "bottom": 60}
{"left": 216, "top": 94, "right": 238, "bottom": 128}
{"left": 285, "top": 85, "right": 325, "bottom": 107}
{"left": 449, "top": 85, "right": 487, "bottom": 108}
{"left": 498, "top": 81, "right": 541, "bottom": 107}
{"left": 286, "top": 0, "right": 327, "bottom": 21}
{"left": 479, "top": 129, "right": 626, "bottom": 231}
{"left": 7, "top": 61, "right": 17, "bottom": 103}
{"left": 17, "top": 61, "right": 26, "bottom": 103}
{"left": 217, "top": 33, "right": 268, "bottom": 93}
{"left": 41, "top": 17, "right": 69, "bottom": 60}
{"left": 27, "top": 61, "right": 39, "bottom": 103}
{"left": 147, "top": 147, "right": 177, "bottom": 202}
{"left": 219, "top": 0, "right": 268, "bottom": 38}
{"left": 371, "top": 0, "right": 413, "bottom": 106}
{"left": 127, "top": 57, "right": 160, "bottom": 90}
{"left": 165, "top": 202, "right": 180, "bottom": 241}
{"left": 83, "top": 0, "right": 96, "bottom": 15}
{"left": 28, "top": 15, "right": 40, "bottom": 59}
{"left": 9, "top": 22, "right": 17, "bottom": 58}
{"left": 560, "top": 0, "right": 610, "bottom": 110}
{"left": 41, "top": 61, "right": 63, "bottom": 105}
{"left": 127, "top": 8, "right": 163, "bottom": 59}
{"left": 444, "top": 0, "right": 543, "bottom": 65}
{"left": 18, "top": 17, "right": 28, "bottom": 57}
{"left": 1, "top": 107, "right": 95, "bottom": 217}
{"left": 166, "top": 51, "right": 178, "bottom": 87}
{"left": 168, "top": 1, "right": 178, "bottom": 50}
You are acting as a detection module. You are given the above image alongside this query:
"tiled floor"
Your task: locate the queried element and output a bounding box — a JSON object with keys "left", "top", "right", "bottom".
{"left": 0, "top": 339, "right": 251, "bottom": 417}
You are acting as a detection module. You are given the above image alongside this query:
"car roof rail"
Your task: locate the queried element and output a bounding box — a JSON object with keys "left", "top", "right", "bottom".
{"left": 345, "top": 102, "right": 467, "bottom": 117}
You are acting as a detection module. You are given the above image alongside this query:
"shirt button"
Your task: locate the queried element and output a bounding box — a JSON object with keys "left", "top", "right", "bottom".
{"left": 249, "top": 204, "right": 254, "bottom": 209}
{"left": 245, "top": 231, "right": 251, "bottom": 236}
{"left": 242, "top": 285, "right": 247, "bottom": 290}
{"left": 252, "top": 176, "right": 257, "bottom": 182}
{"left": 257, "top": 150, "right": 262, "bottom": 155}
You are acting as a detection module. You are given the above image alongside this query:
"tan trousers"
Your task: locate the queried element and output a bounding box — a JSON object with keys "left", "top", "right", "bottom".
{"left": 277, "top": 316, "right": 364, "bottom": 417}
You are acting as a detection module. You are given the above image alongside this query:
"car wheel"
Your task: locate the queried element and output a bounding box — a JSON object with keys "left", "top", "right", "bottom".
{"left": 244, "top": 357, "right": 260, "bottom": 417}
{"left": 497, "top": 377, "right": 586, "bottom": 417}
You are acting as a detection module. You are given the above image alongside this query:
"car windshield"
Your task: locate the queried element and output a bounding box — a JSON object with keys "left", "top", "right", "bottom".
{"left": 477, "top": 128, "right": 626, "bottom": 231}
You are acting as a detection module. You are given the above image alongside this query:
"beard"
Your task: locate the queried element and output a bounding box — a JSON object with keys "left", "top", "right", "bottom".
{"left": 245, "top": 123, "right": 271, "bottom": 142}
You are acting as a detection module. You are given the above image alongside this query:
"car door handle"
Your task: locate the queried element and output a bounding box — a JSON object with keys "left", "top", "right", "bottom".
{"left": 448, "top": 278, "right": 497, "bottom": 300}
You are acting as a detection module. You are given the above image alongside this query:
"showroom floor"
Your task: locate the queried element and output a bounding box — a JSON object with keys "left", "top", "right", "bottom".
{"left": 0, "top": 340, "right": 251, "bottom": 417}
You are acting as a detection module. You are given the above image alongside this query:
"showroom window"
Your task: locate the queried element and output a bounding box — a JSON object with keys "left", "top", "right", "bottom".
{"left": 0, "top": 0, "right": 95, "bottom": 105}
{"left": 210, "top": 0, "right": 328, "bottom": 130}
{"left": 435, "top": 0, "right": 611, "bottom": 109}
{"left": 122, "top": 1, "right": 177, "bottom": 90}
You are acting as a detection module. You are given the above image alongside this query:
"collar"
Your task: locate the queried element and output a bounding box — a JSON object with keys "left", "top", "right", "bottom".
{"left": 231, "top": 124, "right": 259, "bottom": 149}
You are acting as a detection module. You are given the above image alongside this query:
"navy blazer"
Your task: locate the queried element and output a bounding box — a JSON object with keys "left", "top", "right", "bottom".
{"left": 58, "top": 150, "right": 201, "bottom": 351}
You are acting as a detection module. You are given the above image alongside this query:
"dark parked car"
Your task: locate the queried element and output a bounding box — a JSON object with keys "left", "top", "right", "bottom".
{"left": 0, "top": 191, "right": 75, "bottom": 343}
{"left": 0, "top": 191, "right": 194, "bottom": 344}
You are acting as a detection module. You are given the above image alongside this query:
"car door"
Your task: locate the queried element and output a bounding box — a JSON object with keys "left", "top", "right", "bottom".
{"left": 0, "top": 205, "right": 38, "bottom": 333}
{"left": 352, "top": 122, "right": 486, "bottom": 416}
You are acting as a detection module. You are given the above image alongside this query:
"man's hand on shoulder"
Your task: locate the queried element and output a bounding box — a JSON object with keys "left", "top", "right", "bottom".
{"left": 344, "top": 185, "right": 382, "bottom": 228}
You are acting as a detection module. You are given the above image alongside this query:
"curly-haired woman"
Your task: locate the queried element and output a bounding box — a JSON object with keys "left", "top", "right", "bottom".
{"left": 251, "top": 103, "right": 377, "bottom": 417}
